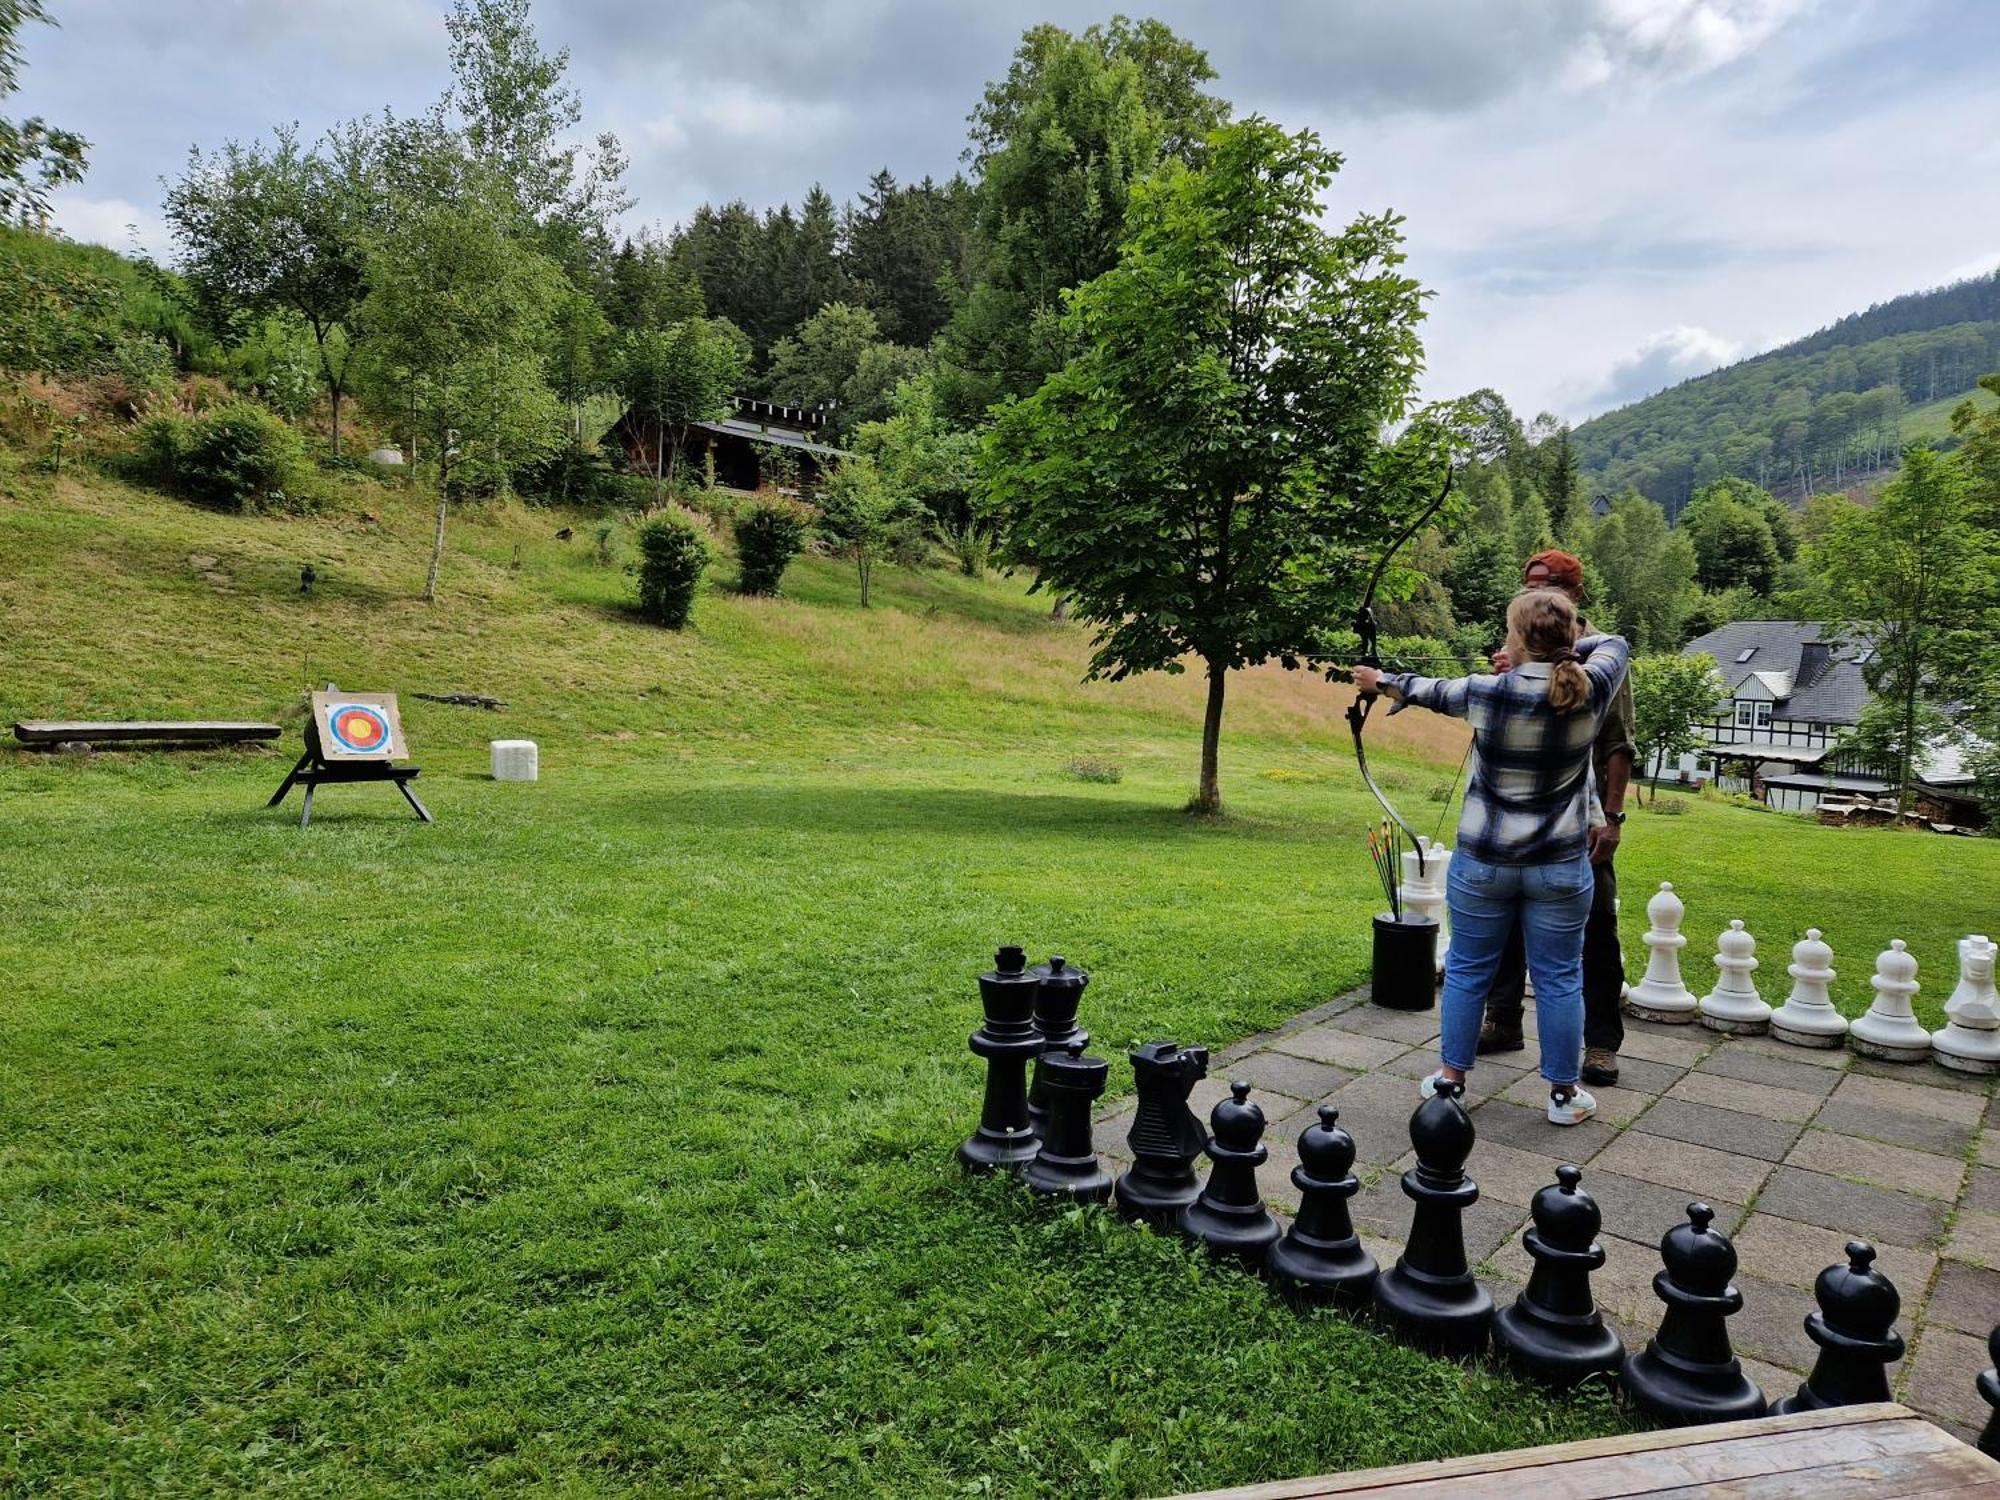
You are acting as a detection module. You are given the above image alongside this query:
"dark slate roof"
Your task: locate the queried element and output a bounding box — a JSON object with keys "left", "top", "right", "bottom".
{"left": 695, "top": 417, "right": 848, "bottom": 459}
{"left": 1680, "top": 620, "right": 1875, "bottom": 726}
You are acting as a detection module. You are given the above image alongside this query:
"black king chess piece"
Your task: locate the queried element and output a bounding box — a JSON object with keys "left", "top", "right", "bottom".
{"left": 1267, "top": 1105, "right": 1378, "bottom": 1305}
{"left": 1773, "top": 1241, "right": 1904, "bottom": 1413}
{"left": 1492, "top": 1165, "right": 1625, "bottom": 1387}
{"left": 957, "top": 945, "right": 1045, "bottom": 1172}
{"left": 1978, "top": 1325, "right": 1999, "bottom": 1459}
{"left": 1113, "top": 1041, "right": 1210, "bottom": 1225}
{"left": 1619, "top": 1202, "right": 1767, "bottom": 1426}
{"left": 1372, "top": 1084, "right": 1493, "bottom": 1357}
{"left": 1026, "top": 955, "right": 1089, "bottom": 1136}
{"left": 1023, "top": 1042, "right": 1113, "bottom": 1203}
{"left": 1180, "top": 1081, "right": 1281, "bottom": 1266}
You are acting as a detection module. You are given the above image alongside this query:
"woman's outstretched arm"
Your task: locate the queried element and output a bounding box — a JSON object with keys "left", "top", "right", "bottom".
{"left": 1348, "top": 665, "right": 1474, "bottom": 720}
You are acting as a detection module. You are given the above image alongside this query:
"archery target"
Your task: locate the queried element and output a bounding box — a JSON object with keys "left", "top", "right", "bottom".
{"left": 311, "top": 691, "right": 405, "bottom": 761}
{"left": 328, "top": 703, "right": 390, "bottom": 754}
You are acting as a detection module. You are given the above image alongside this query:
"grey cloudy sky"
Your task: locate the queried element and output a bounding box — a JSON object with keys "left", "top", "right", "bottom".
{"left": 16, "top": 0, "right": 2000, "bottom": 422}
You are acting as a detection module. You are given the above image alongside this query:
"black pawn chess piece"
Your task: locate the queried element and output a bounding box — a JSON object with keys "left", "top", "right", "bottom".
{"left": 958, "top": 945, "right": 1046, "bottom": 1172}
{"left": 1267, "top": 1105, "right": 1378, "bottom": 1305}
{"left": 1113, "top": 1041, "right": 1210, "bottom": 1225}
{"left": 1180, "top": 1081, "right": 1281, "bottom": 1266}
{"left": 1023, "top": 1042, "right": 1113, "bottom": 1203}
{"left": 1773, "top": 1241, "right": 1904, "bottom": 1414}
{"left": 1978, "top": 1325, "right": 1999, "bottom": 1459}
{"left": 1492, "top": 1165, "right": 1625, "bottom": 1388}
{"left": 1619, "top": 1202, "right": 1767, "bottom": 1426}
{"left": 1372, "top": 1084, "right": 1493, "bottom": 1357}
{"left": 1026, "top": 955, "right": 1089, "bottom": 1136}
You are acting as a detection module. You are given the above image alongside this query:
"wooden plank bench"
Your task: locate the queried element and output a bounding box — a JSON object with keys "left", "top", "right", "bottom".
{"left": 13, "top": 720, "right": 282, "bottom": 749}
{"left": 1176, "top": 1404, "right": 2000, "bottom": 1499}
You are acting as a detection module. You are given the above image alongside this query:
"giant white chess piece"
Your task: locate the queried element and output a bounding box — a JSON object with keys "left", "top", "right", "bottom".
{"left": 1933, "top": 934, "right": 2000, "bottom": 1075}
{"left": 1769, "top": 929, "right": 1847, "bottom": 1048}
{"left": 1398, "top": 838, "right": 1450, "bottom": 978}
{"left": 1627, "top": 882, "right": 1696, "bottom": 1023}
{"left": 1700, "top": 919, "right": 1771, "bottom": 1034}
{"left": 1849, "top": 939, "right": 1929, "bottom": 1062}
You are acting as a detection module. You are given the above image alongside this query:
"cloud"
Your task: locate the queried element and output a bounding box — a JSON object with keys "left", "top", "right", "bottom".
{"left": 1576, "top": 325, "right": 1742, "bottom": 414}
{"left": 46, "top": 193, "right": 168, "bottom": 260}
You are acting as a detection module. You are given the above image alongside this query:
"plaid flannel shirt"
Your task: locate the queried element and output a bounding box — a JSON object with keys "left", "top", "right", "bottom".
{"left": 1383, "top": 634, "right": 1631, "bottom": 867}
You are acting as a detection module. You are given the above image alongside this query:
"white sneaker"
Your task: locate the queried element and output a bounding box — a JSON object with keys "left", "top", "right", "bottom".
{"left": 1419, "top": 1071, "right": 1466, "bottom": 1101}
{"left": 1547, "top": 1086, "right": 1597, "bottom": 1125}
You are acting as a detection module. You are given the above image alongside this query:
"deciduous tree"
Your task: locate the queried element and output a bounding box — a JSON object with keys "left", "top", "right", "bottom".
{"left": 0, "top": 0, "right": 84, "bottom": 224}
{"left": 1630, "top": 652, "right": 1724, "bottom": 803}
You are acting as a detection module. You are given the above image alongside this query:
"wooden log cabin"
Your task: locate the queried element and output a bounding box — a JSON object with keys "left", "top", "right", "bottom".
{"left": 610, "top": 396, "right": 850, "bottom": 493}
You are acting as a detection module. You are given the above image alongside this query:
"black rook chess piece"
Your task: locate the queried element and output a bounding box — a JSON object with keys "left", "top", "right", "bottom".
{"left": 1620, "top": 1202, "right": 1767, "bottom": 1426}
{"left": 957, "top": 945, "right": 1046, "bottom": 1172}
{"left": 1180, "top": 1081, "right": 1281, "bottom": 1266}
{"left": 1267, "top": 1105, "right": 1378, "bottom": 1305}
{"left": 1979, "top": 1325, "right": 1999, "bottom": 1459}
{"left": 1372, "top": 1085, "right": 1493, "bottom": 1358}
{"left": 1026, "top": 955, "right": 1089, "bottom": 1136}
{"left": 1113, "top": 1041, "right": 1211, "bottom": 1225}
{"left": 1023, "top": 1042, "right": 1113, "bottom": 1203}
{"left": 1492, "top": 1165, "right": 1625, "bottom": 1388}
{"left": 1773, "top": 1241, "right": 1904, "bottom": 1414}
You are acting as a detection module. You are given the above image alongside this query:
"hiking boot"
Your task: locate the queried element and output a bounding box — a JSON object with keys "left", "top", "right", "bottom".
{"left": 1547, "top": 1085, "right": 1597, "bottom": 1126}
{"left": 1580, "top": 1047, "right": 1620, "bottom": 1087}
{"left": 1476, "top": 1020, "right": 1524, "bottom": 1056}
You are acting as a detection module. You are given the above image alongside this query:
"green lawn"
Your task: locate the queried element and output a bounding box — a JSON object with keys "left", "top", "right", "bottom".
{"left": 3, "top": 468, "right": 1996, "bottom": 1495}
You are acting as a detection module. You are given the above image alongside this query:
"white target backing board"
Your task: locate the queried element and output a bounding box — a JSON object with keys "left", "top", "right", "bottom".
{"left": 311, "top": 691, "right": 406, "bottom": 761}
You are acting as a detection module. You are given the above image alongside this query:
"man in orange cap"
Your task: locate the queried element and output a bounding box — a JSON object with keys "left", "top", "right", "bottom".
{"left": 1478, "top": 548, "right": 1636, "bottom": 1085}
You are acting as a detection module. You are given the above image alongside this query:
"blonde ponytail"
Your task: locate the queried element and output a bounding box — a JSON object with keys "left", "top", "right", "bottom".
{"left": 1504, "top": 589, "right": 1591, "bottom": 715}
{"left": 1548, "top": 653, "right": 1590, "bottom": 714}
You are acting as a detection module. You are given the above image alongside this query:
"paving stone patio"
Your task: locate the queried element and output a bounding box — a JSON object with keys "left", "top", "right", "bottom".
{"left": 1097, "top": 985, "right": 2000, "bottom": 1443}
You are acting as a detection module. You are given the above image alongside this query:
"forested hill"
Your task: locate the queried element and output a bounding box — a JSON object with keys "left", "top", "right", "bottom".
{"left": 1571, "top": 269, "right": 2000, "bottom": 515}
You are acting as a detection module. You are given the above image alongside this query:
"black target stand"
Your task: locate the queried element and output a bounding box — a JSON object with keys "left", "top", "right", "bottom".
{"left": 267, "top": 698, "right": 431, "bottom": 829}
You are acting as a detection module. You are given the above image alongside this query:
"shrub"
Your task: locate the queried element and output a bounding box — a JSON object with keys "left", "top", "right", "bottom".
{"left": 1650, "top": 796, "right": 1690, "bottom": 816}
{"left": 635, "top": 512, "right": 710, "bottom": 628}
{"left": 735, "top": 495, "right": 812, "bottom": 595}
{"left": 139, "top": 402, "right": 313, "bottom": 513}
{"left": 1064, "top": 757, "right": 1123, "bottom": 784}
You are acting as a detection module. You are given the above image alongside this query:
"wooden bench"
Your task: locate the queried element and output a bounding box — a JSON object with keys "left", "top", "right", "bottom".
{"left": 13, "top": 720, "right": 283, "bottom": 749}
{"left": 1176, "top": 1404, "right": 2000, "bottom": 1498}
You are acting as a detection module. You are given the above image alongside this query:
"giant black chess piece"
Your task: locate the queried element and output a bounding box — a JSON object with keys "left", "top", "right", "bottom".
{"left": 1773, "top": 1241, "right": 1904, "bottom": 1414}
{"left": 1023, "top": 1042, "right": 1113, "bottom": 1203}
{"left": 1492, "top": 1165, "right": 1624, "bottom": 1388}
{"left": 1620, "top": 1202, "right": 1767, "bottom": 1426}
{"left": 1026, "top": 955, "right": 1089, "bottom": 1136}
{"left": 1113, "top": 1041, "right": 1210, "bottom": 1225}
{"left": 1180, "top": 1081, "right": 1281, "bottom": 1266}
{"left": 958, "top": 945, "right": 1046, "bottom": 1172}
{"left": 1373, "top": 1084, "right": 1493, "bottom": 1357}
{"left": 1268, "top": 1105, "right": 1378, "bottom": 1305}
{"left": 1979, "top": 1325, "right": 1999, "bottom": 1459}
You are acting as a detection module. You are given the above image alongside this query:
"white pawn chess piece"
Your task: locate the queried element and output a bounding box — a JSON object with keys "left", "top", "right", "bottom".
{"left": 1849, "top": 939, "right": 1930, "bottom": 1062}
{"left": 1769, "top": 929, "right": 1847, "bottom": 1048}
{"left": 1700, "top": 920, "right": 1771, "bottom": 1034}
{"left": 1933, "top": 935, "right": 2000, "bottom": 1075}
{"left": 1398, "top": 838, "right": 1451, "bottom": 978}
{"left": 1627, "top": 882, "right": 1696, "bottom": 1023}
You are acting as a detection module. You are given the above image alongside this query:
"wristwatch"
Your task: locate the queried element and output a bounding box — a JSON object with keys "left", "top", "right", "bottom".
{"left": 1610, "top": 811, "right": 1627, "bottom": 825}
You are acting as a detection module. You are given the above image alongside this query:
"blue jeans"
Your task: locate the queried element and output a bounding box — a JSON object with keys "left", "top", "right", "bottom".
{"left": 1440, "top": 850, "right": 1594, "bottom": 1087}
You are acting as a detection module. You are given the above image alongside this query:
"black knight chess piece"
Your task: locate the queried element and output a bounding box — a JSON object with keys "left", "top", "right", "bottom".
{"left": 1023, "top": 1042, "right": 1113, "bottom": 1203}
{"left": 1026, "top": 955, "right": 1089, "bottom": 1136}
{"left": 1113, "top": 1041, "right": 1210, "bottom": 1225}
{"left": 1372, "top": 1084, "right": 1493, "bottom": 1357}
{"left": 1492, "top": 1165, "right": 1625, "bottom": 1388}
{"left": 1620, "top": 1202, "right": 1768, "bottom": 1426}
{"left": 1267, "top": 1105, "right": 1378, "bottom": 1305}
{"left": 1180, "top": 1081, "right": 1281, "bottom": 1266}
{"left": 1773, "top": 1241, "right": 1904, "bottom": 1414}
{"left": 958, "top": 945, "right": 1046, "bottom": 1172}
{"left": 1979, "top": 1325, "right": 1999, "bottom": 1459}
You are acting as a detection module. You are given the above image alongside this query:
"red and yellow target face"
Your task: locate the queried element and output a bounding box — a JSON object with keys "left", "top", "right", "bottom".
{"left": 311, "top": 691, "right": 403, "bottom": 761}
{"left": 328, "top": 704, "right": 391, "bottom": 754}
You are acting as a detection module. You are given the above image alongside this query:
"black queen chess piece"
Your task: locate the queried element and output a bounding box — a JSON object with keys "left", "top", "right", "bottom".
{"left": 1180, "top": 1082, "right": 1281, "bottom": 1266}
{"left": 1620, "top": 1202, "right": 1767, "bottom": 1426}
{"left": 1026, "top": 955, "right": 1089, "bottom": 1136}
{"left": 1979, "top": 1325, "right": 1999, "bottom": 1459}
{"left": 1372, "top": 1083, "right": 1493, "bottom": 1357}
{"left": 958, "top": 946, "right": 1046, "bottom": 1173}
{"left": 1492, "top": 1165, "right": 1625, "bottom": 1388}
{"left": 1267, "top": 1105, "right": 1378, "bottom": 1306}
{"left": 1113, "top": 1041, "right": 1210, "bottom": 1226}
{"left": 1023, "top": 1042, "right": 1113, "bottom": 1203}
{"left": 1773, "top": 1241, "right": 1904, "bottom": 1414}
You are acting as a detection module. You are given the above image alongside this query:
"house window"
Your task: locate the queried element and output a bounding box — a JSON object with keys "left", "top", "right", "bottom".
{"left": 1754, "top": 703, "right": 1772, "bottom": 729}
{"left": 1735, "top": 648, "right": 1758, "bottom": 663}
{"left": 1734, "top": 700, "right": 1756, "bottom": 729}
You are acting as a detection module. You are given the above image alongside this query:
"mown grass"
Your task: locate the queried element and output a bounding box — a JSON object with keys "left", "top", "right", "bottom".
{"left": 2, "top": 466, "right": 1995, "bottom": 1495}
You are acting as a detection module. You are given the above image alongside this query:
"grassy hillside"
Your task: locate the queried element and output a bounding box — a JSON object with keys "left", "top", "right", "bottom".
{"left": 3, "top": 469, "right": 1996, "bottom": 1494}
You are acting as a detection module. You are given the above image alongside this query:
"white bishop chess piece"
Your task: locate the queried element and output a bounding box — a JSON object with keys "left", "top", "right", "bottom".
{"left": 1769, "top": 929, "right": 1847, "bottom": 1048}
{"left": 1932, "top": 935, "right": 2000, "bottom": 1075}
{"left": 1849, "top": 939, "right": 1929, "bottom": 1062}
{"left": 1627, "top": 882, "right": 1697, "bottom": 1023}
{"left": 1398, "top": 838, "right": 1450, "bottom": 979}
{"left": 1700, "top": 919, "right": 1771, "bottom": 1034}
